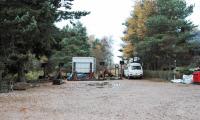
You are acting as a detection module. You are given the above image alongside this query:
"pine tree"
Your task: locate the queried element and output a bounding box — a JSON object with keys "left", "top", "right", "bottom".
{"left": 122, "top": 0, "right": 156, "bottom": 57}
{"left": 51, "top": 22, "right": 91, "bottom": 68}
{"left": 0, "top": 0, "right": 89, "bottom": 82}
{"left": 141, "top": 0, "right": 194, "bottom": 69}
{"left": 122, "top": 0, "right": 195, "bottom": 70}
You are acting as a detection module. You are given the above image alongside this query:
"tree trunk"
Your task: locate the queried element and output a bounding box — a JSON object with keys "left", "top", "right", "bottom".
{"left": 17, "top": 64, "right": 26, "bottom": 82}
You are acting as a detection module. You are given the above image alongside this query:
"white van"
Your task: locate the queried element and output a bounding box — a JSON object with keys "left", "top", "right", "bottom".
{"left": 124, "top": 63, "right": 143, "bottom": 79}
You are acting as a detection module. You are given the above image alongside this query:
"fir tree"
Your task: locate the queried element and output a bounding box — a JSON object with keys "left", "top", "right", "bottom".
{"left": 0, "top": 0, "right": 89, "bottom": 82}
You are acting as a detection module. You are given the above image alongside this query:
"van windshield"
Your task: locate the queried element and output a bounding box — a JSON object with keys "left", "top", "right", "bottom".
{"left": 132, "top": 66, "right": 141, "bottom": 70}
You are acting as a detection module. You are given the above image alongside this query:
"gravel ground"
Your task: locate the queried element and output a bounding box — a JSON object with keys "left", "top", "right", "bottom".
{"left": 0, "top": 79, "right": 200, "bottom": 120}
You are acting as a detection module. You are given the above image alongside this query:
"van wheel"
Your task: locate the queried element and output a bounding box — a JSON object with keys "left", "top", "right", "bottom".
{"left": 128, "top": 76, "right": 130, "bottom": 80}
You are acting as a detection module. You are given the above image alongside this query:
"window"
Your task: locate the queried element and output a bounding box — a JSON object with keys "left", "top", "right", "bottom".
{"left": 132, "top": 66, "right": 141, "bottom": 70}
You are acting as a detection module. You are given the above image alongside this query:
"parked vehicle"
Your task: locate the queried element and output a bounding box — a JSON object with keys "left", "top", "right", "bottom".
{"left": 67, "top": 73, "right": 88, "bottom": 81}
{"left": 124, "top": 63, "right": 143, "bottom": 79}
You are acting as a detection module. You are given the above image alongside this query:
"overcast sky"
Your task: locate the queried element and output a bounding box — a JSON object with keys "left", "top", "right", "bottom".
{"left": 56, "top": 0, "right": 200, "bottom": 64}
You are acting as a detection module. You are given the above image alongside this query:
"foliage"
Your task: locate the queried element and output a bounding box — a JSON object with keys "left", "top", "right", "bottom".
{"left": 175, "top": 67, "right": 194, "bottom": 75}
{"left": 25, "top": 70, "right": 43, "bottom": 81}
{"left": 0, "top": 0, "right": 89, "bottom": 82}
{"left": 50, "top": 22, "right": 91, "bottom": 70}
{"left": 122, "top": 0, "right": 156, "bottom": 58}
{"left": 123, "top": 0, "right": 195, "bottom": 70}
{"left": 100, "top": 37, "right": 113, "bottom": 64}
{"left": 123, "top": 43, "right": 134, "bottom": 58}
{"left": 89, "top": 36, "right": 113, "bottom": 71}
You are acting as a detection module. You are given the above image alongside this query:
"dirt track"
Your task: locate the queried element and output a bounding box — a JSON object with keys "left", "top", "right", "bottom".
{"left": 0, "top": 79, "right": 200, "bottom": 120}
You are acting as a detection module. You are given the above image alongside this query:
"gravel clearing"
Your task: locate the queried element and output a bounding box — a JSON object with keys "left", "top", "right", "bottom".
{"left": 0, "top": 79, "right": 200, "bottom": 120}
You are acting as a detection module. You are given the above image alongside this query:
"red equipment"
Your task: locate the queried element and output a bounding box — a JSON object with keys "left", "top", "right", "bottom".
{"left": 193, "top": 71, "right": 200, "bottom": 83}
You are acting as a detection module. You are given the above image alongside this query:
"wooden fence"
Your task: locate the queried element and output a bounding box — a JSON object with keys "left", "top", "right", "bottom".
{"left": 144, "top": 70, "right": 182, "bottom": 80}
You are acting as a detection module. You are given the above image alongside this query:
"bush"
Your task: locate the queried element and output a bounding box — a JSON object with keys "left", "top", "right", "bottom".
{"left": 25, "top": 71, "right": 43, "bottom": 81}
{"left": 175, "top": 67, "right": 194, "bottom": 75}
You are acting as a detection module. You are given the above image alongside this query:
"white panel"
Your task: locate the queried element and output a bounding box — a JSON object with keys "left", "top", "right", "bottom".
{"left": 72, "top": 57, "right": 96, "bottom": 73}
